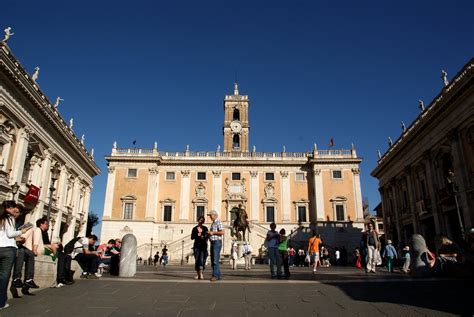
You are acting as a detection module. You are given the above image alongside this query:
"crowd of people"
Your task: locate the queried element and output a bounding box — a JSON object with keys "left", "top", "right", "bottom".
{"left": 0, "top": 200, "right": 125, "bottom": 311}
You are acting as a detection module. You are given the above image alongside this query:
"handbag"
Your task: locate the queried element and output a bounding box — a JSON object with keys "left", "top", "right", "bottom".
{"left": 305, "top": 254, "right": 311, "bottom": 263}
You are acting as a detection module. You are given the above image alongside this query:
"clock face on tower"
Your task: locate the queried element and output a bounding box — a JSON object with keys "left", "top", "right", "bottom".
{"left": 230, "top": 121, "right": 242, "bottom": 133}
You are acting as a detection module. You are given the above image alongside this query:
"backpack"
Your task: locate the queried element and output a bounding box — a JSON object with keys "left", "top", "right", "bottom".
{"left": 64, "top": 237, "right": 82, "bottom": 254}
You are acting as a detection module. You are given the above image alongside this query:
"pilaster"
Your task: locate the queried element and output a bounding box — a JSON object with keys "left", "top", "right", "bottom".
{"left": 212, "top": 170, "right": 222, "bottom": 213}
{"left": 313, "top": 167, "right": 325, "bottom": 221}
{"left": 102, "top": 166, "right": 116, "bottom": 219}
{"left": 250, "top": 171, "right": 259, "bottom": 222}
{"left": 280, "top": 171, "right": 290, "bottom": 222}
{"left": 179, "top": 170, "right": 190, "bottom": 221}
{"left": 145, "top": 167, "right": 158, "bottom": 221}
{"left": 351, "top": 168, "right": 364, "bottom": 221}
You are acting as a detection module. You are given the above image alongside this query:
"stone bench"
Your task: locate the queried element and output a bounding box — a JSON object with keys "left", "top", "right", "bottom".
{"left": 8, "top": 255, "right": 83, "bottom": 298}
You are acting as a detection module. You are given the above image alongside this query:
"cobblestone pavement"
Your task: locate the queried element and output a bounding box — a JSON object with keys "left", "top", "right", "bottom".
{"left": 2, "top": 265, "right": 472, "bottom": 316}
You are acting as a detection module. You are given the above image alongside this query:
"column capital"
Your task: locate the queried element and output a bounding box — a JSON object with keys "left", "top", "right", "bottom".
{"left": 107, "top": 166, "right": 115, "bottom": 174}
{"left": 313, "top": 168, "right": 321, "bottom": 175}
{"left": 148, "top": 167, "right": 158, "bottom": 174}
{"left": 212, "top": 170, "right": 221, "bottom": 177}
{"left": 351, "top": 168, "right": 360, "bottom": 175}
{"left": 181, "top": 170, "right": 190, "bottom": 177}
{"left": 280, "top": 170, "right": 289, "bottom": 178}
{"left": 250, "top": 171, "right": 258, "bottom": 178}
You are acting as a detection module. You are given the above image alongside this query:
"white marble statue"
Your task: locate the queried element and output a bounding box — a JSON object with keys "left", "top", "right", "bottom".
{"left": 113, "top": 141, "right": 117, "bottom": 149}
{"left": 31, "top": 66, "right": 40, "bottom": 82}
{"left": 401, "top": 121, "right": 406, "bottom": 132}
{"left": 90, "top": 148, "right": 94, "bottom": 158}
{"left": 252, "top": 145, "right": 256, "bottom": 152}
{"left": 69, "top": 118, "right": 73, "bottom": 129}
{"left": 186, "top": 145, "right": 189, "bottom": 151}
{"left": 377, "top": 150, "right": 382, "bottom": 160}
{"left": 388, "top": 137, "right": 393, "bottom": 147}
{"left": 313, "top": 143, "right": 318, "bottom": 151}
{"left": 53, "top": 97, "right": 64, "bottom": 108}
{"left": 418, "top": 100, "right": 425, "bottom": 111}
{"left": 217, "top": 145, "right": 220, "bottom": 152}
{"left": 81, "top": 134, "right": 85, "bottom": 145}
{"left": 441, "top": 70, "right": 449, "bottom": 87}
{"left": 2, "top": 27, "right": 14, "bottom": 43}
{"left": 283, "top": 145, "right": 286, "bottom": 152}
{"left": 154, "top": 141, "right": 158, "bottom": 150}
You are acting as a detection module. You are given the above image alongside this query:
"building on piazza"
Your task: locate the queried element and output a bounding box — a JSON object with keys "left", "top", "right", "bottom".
{"left": 101, "top": 83, "right": 365, "bottom": 261}
{"left": 0, "top": 37, "right": 100, "bottom": 243}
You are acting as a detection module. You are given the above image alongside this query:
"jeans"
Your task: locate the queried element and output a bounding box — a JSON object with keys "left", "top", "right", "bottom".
{"left": 193, "top": 247, "right": 208, "bottom": 271}
{"left": 386, "top": 256, "right": 394, "bottom": 272}
{"left": 279, "top": 250, "right": 290, "bottom": 277}
{"left": 13, "top": 246, "right": 35, "bottom": 281}
{"left": 0, "top": 247, "right": 16, "bottom": 307}
{"left": 57, "top": 252, "right": 73, "bottom": 283}
{"left": 74, "top": 253, "right": 99, "bottom": 274}
{"left": 210, "top": 240, "right": 222, "bottom": 278}
{"left": 268, "top": 247, "right": 282, "bottom": 277}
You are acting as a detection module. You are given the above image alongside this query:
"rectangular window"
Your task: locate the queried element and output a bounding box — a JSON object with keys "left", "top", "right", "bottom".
{"left": 336, "top": 205, "right": 345, "bottom": 221}
{"left": 166, "top": 172, "right": 175, "bottom": 181}
{"left": 127, "top": 168, "right": 137, "bottom": 178}
{"left": 164, "top": 205, "right": 172, "bottom": 221}
{"left": 197, "top": 172, "right": 206, "bottom": 181}
{"left": 124, "top": 203, "right": 133, "bottom": 219}
{"left": 232, "top": 172, "right": 241, "bottom": 180}
{"left": 266, "top": 206, "right": 275, "bottom": 223}
{"left": 265, "top": 172, "right": 274, "bottom": 181}
{"left": 298, "top": 206, "right": 307, "bottom": 222}
{"left": 296, "top": 173, "right": 305, "bottom": 181}
{"left": 196, "top": 206, "right": 205, "bottom": 219}
{"left": 332, "top": 170, "right": 342, "bottom": 179}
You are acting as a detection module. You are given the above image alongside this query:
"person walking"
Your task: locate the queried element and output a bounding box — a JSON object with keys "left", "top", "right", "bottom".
{"left": 278, "top": 229, "right": 290, "bottom": 278}
{"left": 161, "top": 246, "right": 168, "bottom": 267}
{"left": 365, "top": 222, "right": 381, "bottom": 273}
{"left": 307, "top": 232, "right": 321, "bottom": 273}
{"left": 265, "top": 223, "right": 282, "bottom": 279}
{"left": 191, "top": 215, "right": 208, "bottom": 280}
{"left": 230, "top": 243, "right": 238, "bottom": 270}
{"left": 382, "top": 240, "right": 398, "bottom": 273}
{"left": 401, "top": 246, "right": 410, "bottom": 273}
{"left": 207, "top": 210, "right": 224, "bottom": 281}
{"left": 297, "top": 248, "right": 306, "bottom": 267}
{"left": 288, "top": 247, "right": 295, "bottom": 267}
{"left": 0, "top": 201, "right": 31, "bottom": 310}
{"left": 243, "top": 242, "right": 252, "bottom": 270}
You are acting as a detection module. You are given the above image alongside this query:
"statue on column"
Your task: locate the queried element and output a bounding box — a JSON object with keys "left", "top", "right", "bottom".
{"left": 2, "top": 27, "right": 14, "bottom": 43}
{"left": 418, "top": 100, "right": 425, "bottom": 112}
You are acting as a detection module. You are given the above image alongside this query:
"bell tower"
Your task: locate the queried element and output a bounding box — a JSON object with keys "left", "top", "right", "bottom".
{"left": 223, "top": 82, "right": 249, "bottom": 152}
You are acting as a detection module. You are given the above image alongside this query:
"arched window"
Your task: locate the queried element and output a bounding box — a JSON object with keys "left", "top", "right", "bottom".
{"left": 233, "top": 108, "right": 240, "bottom": 121}
{"left": 233, "top": 134, "right": 240, "bottom": 150}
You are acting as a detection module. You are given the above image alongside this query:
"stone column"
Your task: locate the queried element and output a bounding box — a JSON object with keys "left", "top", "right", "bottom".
{"left": 212, "top": 171, "right": 222, "bottom": 213}
{"left": 29, "top": 155, "right": 42, "bottom": 186}
{"left": 313, "top": 167, "right": 325, "bottom": 221}
{"left": 1, "top": 141, "right": 12, "bottom": 172}
{"left": 280, "top": 171, "right": 290, "bottom": 222}
{"left": 179, "top": 170, "right": 190, "bottom": 221}
{"left": 404, "top": 168, "right": 420, "bottom": 234}
{"left": 10, "top": 127, "right": 32, "bottom": 184}
{"left": 250, "top": 171, "right": 259, "bottom": 222}
{"left": 102, "top": 166, "right": 116, "bottom": 219}
{"left": 448, "top": 130, "right": 472, "bottom": 230}
{"left": 63, "top": 178, "right": 81, "bottom": 241}
{"left": 422, "top": 153, "right": 441, "bottom": 234}
{"left": 79, "top": 186, "right": 91, "bottom": 237}
{"left": 390, "top": 184, "right": 402, "bottom": 244}
{"left": 51, "top": 165, "right": 68, "bottom": 242}
{"left": 351, "top": 168, "right": 364, "bottom": 221}
{"left": 145, "top": 167, "right": 158, "bottom": 221}
{"left": 31, "top": 149, "right": 52, "bottom": 220}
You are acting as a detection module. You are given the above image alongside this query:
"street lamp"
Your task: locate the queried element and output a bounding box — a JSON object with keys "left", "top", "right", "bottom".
{"left": 46, "top": 164, "right": 61, "bottom": 231}
{"left": 181, "top": 240, "right": 185, "bottom": 265}
{"left": 447, "top": 170, "right": 464, "bottom": 238}
{"left": 149, "top": 237, "right": 154, "bottom": 262}
{"left": 11, "top": 182, "right": 19, "bottom": 200}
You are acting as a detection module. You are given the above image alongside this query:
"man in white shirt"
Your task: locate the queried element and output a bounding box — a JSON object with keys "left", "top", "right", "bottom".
{"left": 71, "top": 235, "right": 101, "bottom": 279}
{"left": 243, "top": 242, "right": 253, "bottom": 270}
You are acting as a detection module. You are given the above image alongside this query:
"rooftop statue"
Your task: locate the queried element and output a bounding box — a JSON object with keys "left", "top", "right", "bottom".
{"left": 2, "top": 27, "right": 14, "bottom": 43}
{"left": 401, "top": 121, "right": 406, "bottom": 132}
{"left": 53, "top": 97, "right": 64, "bottom": 108}
{"left": 388, "top": 137, "right": 393, "bottom": 147}
{"left": 69, "top": 118, "right": 73, "bottom": 129}
{"left": 418, "top": 100, "right": 425, "bottom": 111}
{"left": 377, "top": 150, "right": 382, "bottom": 160}
{"left": 113, "top": 141, "right": 117, "bottom": 149}
{"left": 81, "top": 134, "right": 85, "bottom": 145}
{"left": 441, "top": 70, "right": 449, "bottom": 87}
{"left": 31, "top": 66, "right": 40, "bottom": 82}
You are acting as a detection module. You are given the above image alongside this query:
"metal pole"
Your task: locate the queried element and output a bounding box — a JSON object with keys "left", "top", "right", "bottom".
{"left": 47, "top": 185, "right": 54, "bottom": 240}
{"left": 181, "top": 240, "right": 184, "bottom": 265}
{"left": 453, "top": 194, "right": 464, "bottom": 238}
{"left": 149, "top": 238, "right": 153, "bottom": 261}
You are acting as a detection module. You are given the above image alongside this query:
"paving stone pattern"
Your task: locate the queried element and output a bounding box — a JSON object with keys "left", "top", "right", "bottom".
{"left": 2, "top": 265, "right": 472, "bottom": 317}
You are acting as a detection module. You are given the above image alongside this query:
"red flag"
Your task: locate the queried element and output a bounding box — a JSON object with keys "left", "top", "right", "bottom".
{"left": 328, "top": 137, "right": 334, "bottom": 148}
{"left": 24, "top": 184, "right": 40, "bottom": 210}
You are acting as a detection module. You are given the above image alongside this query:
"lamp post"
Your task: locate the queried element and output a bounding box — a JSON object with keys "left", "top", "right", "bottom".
{"left": 11, "top": 182, "right": 19, "bottom": 200}
{"left": 46, "top": 164, "right": 61, "bottom": 235}
{"left": 181, "top": 240, "right": 184, "bottom": 265}
{"left": 447, "top": 170, "right": 464, "bottom": 238}
{"left": 149, "top": 237, "right": 153, "bottom": 262}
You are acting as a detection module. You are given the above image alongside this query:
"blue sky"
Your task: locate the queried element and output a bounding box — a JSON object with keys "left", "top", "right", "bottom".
{"left": 2, "top": 1, "right": 473, "bottom": 235}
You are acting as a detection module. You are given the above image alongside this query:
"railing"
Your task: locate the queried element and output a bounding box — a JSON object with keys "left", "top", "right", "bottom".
{"left": 112, "top": 149, "right": 356, "bottom": 159}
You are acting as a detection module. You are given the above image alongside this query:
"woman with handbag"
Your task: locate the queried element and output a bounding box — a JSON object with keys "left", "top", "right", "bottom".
{"left": 190, "top": 216, "right": 209, "bottom": 279}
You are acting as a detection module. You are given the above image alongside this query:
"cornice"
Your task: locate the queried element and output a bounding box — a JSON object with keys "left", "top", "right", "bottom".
{"left": 0, "top": 43, "right": 100, "bottom": 176}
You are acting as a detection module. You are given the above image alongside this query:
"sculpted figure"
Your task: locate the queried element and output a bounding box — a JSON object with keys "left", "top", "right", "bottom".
{"left": 2, "top": 27, "right": 14, "bottom": 43}
{"left": 377, "top": 150, "right": 382, "bottom": 160}
{"left": 31, "top": 67, "right": 40, "bottom": 82}
{"left": 69, "top": 118, "right": 74, "bottom": 129}
{"left": 388, "top": 137, "right": 393, "bottom": 147}
{"left": 401, "top": 121, "right": 406, "bottom": 132}
{"left": 418, "top": 100, "right": 425, "bottom": 111}
{"left": 53, "top": 97, "right": 64, "bottom": 108}
{"left": 81, "top": 134, "right": 85, "bottom": 145}
{"left": 441, "top": 70, "right": 449, "bottom": 87}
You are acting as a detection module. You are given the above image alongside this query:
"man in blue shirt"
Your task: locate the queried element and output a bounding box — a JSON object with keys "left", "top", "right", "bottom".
{"left": 266, "top": 223, "right": 282, "bottom": 278}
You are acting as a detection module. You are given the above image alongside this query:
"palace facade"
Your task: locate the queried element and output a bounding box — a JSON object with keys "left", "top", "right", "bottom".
{"left": 0, "top": 40, "right": 100, "bottom": 243}
{"left": 372, "top": 58, "right": 474, "bottom": 249}
{"left": 101, "top": 84, "right": 365, "bottom": 260}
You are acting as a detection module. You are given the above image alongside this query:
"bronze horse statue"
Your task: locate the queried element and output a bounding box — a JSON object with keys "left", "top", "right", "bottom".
{"left": 230, "top": 205, "right": 251, "bottom": 241}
